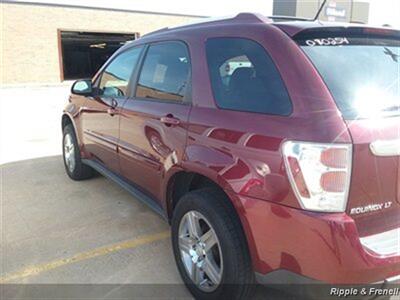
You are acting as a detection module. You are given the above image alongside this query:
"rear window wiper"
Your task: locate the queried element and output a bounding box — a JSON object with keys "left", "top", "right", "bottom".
{"left": 383, "top": 47, "right": 399, "bottom": 62}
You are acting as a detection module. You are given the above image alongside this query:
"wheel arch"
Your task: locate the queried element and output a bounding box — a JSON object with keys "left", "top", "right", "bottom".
{"left": 166, "top": 171, "right": 216, "bottom": 220}
{"left": 62, "top": 113, "right": 73, "bottom": 131}
{"left": 165, "top": 169, "right": 259, "bottom": 272}
{"left": 61, "top": 111, "right": 82, "bottom": 146}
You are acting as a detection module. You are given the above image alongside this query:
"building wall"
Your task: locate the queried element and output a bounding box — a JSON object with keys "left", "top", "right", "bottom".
{"left": 295, "top": 0, "right": 321, "bottom": 19}
{"left": 0, "top": 3, "right": 200, "bottom": 85}
{"left": 273, "top": 0, "right": 369, "bottom": 23}
{"left": 351, "top": 1, "right": 370, "bottom": 24}
{"left": 272, "top": 0, "right": 297, "bottom": 17}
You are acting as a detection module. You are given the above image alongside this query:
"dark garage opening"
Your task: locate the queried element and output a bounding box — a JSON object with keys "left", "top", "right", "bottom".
{"left": 60, "top": 31, "right": 138, "bottom": 80}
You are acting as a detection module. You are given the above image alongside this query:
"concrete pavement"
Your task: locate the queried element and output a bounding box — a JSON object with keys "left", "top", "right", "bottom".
{"left": 1, "top": 155, "right": 294, "bottom": 299}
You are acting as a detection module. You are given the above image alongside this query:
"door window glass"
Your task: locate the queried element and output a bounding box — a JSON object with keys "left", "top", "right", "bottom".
{"left": 136, "top": 42, "right": 190, "bottom": 102}
{"left": 98, "top": 46, "right": 143, "bottom": 97}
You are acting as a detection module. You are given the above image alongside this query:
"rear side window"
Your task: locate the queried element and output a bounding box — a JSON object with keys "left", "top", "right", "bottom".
{"left": 296, "top": 34, "right": 400, "bottom": 119}
{"left": 98, "top": 46, "right": 143, "bottom": 97}
{"left": 136, "top": 41, "right": 190, "bottom": 102}
{"left": 206, "top": 38, "right": 292, "bottom": 115}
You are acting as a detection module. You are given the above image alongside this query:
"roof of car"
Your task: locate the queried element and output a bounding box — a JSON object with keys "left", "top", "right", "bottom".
{"left": 140, "top": 13, "right": 399, "bottom": 40}
{"left": 272, "top": 20, "right": 400, "bottom": 36}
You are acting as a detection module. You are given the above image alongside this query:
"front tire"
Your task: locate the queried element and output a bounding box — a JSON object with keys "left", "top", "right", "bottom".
{"left": 62, "top": 124, "right": 93, "bottom": 180}
{"left": 171, "top": 188, "right": 255, "bottom": 300}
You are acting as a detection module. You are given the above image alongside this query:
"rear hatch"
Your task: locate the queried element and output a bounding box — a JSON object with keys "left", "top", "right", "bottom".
{"left": 294, "top": 27, "right": 400, "bottom": 238}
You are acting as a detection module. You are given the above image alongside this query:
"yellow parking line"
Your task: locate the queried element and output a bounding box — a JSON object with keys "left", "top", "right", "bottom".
{"left": 0, "top": 230, "right": 170, "bottom": 283}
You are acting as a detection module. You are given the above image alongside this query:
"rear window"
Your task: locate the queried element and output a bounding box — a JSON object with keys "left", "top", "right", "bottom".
{"left": 296, "top": 34, "right": 400, "bottom": 119}
{"left": 205, "top": 38, "right": 292, "bottom": 116}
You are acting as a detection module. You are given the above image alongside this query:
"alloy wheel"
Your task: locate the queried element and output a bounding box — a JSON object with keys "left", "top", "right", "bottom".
{"left": 178, "top": 210, "right": 223, "bottom": 292}
{"left": 64, "top": 133, "right": 76, "bottom": 173}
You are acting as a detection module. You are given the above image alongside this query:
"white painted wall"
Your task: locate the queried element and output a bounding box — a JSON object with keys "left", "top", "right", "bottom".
{"left": 8, "top": 0, "right": 400, "bottom": 28}
{"left": 8, "top": 0, "right": 274, "bottom": 17}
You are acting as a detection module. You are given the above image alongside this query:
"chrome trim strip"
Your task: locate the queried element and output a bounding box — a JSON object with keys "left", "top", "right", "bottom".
{"left": 83, "top": 130, "right": 118, "bottom": 151}
{"left": 370, "top": 139, "right": 400, "bottom": 157}
{"left": 360, "top": 227, "right": 400, "bottom": 256}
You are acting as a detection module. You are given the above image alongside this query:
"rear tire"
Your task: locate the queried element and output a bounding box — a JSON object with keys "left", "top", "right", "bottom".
{"left": 62, "top": 124, "right": 93, "bottom": 180}
{"left": 171, "top": 188, "right": 255, "bottom": 300}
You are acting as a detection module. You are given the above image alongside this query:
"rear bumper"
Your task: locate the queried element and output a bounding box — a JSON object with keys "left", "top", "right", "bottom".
{"left": 233, "top": 193, "right": 400, "bottom": 285}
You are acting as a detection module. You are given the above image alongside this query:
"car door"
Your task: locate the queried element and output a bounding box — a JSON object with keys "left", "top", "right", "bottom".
{"left": 119, "top": 41, "right": 191, "bottom": 201}
{"left": 81, "top": 46, "right": 143, "bottom": 173}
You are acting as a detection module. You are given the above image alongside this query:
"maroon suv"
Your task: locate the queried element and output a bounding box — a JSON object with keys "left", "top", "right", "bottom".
{"left": 62, "top": 13, "right": 400, "bottom": 299}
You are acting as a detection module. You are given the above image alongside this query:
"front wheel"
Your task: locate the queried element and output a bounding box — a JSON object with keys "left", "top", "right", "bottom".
{"left": 171, "top": 188, "right": 255, "bottom": 300}
{"left": 62, "top": 124, "right": 93, "bottom": 180}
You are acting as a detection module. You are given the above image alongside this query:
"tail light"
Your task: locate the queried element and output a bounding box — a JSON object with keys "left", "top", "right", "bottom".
{"left": 282, "top": 141, "right": 352, "bottom": 212}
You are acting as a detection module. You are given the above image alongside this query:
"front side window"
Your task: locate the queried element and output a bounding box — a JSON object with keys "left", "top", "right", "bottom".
{"left": 206, "top": 38, "right": 292, "bottom": 115}
{"left": 136, "top": 42, "right": 190, "bottom": 102}
{"left": 98, "top": 46, "right": 143, "bottom": 97}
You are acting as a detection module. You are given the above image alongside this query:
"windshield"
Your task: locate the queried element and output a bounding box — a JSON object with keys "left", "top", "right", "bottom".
{"left": 297, "top": 37, "right": 400, "bottom": 119}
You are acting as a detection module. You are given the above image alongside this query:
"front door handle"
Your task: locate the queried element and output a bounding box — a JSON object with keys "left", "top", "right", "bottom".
{"left": 107, "top": 98, "right": 118, "bottom": 116}
{"left": 160, "top": 115, "right": 180, "bottom": 126}
{"left": 111, "top": 98, "right": 118, "bottom": 109}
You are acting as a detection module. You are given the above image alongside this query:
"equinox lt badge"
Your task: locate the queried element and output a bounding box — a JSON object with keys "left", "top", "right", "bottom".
{"left": 350, "top": 202, "right": 393, "bottom": 215}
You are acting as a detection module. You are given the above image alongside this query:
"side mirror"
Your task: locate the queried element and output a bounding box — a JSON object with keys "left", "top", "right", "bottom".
{"left": 71, "top": 79, "right": 92, "bottom": 96}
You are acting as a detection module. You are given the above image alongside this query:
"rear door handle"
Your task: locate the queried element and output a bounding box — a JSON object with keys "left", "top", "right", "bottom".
{"left": 160, "top": 115, "right": 180, "bottom": 126}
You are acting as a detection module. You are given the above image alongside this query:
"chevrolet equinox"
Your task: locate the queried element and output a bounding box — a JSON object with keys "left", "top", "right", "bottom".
{"left": 62, "top": 13, "right": 400, "bottom": 300}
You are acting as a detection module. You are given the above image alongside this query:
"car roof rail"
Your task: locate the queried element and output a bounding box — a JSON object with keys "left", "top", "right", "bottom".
{"left": 142, "top": 13, "right": 270, "bottom": 37}
{"left": 142, "top": 27, "right": 169, "bottom": 37}
{"left": 232, "top": 12, "right": 271, "bottom": 23}
{"left": 267, "top": 15, "right": 313, "bottom": 22}
{"left": 142, "top": 12, "right": 327, "bottom": 38}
